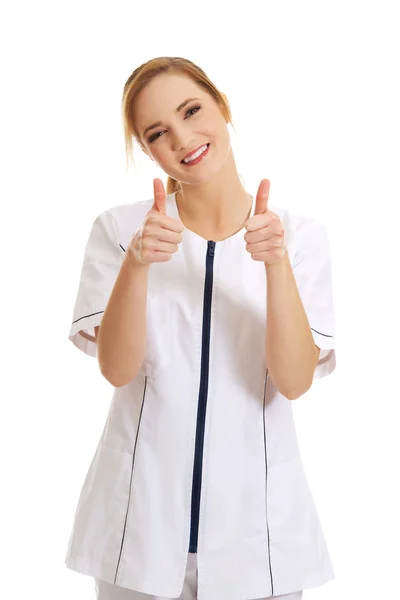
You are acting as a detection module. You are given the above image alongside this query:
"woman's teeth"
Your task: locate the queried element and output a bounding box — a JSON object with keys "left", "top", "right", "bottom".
{"left": 182, "top": 144, "right": 208, "bottom": 163}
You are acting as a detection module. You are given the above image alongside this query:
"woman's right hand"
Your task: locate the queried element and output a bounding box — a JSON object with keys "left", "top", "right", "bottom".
{"left": 128, "top": 178, "right": 185, "bottom": 266}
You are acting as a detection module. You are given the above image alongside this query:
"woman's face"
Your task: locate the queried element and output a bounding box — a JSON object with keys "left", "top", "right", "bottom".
{"left": 134, "top": 73, "right": 231, "bottom": 185}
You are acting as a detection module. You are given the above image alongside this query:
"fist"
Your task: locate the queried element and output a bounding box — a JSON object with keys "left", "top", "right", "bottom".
{"left": 128, "top": 178, "right": 185, "bottom": 266}
{"left": 244, "top": 179, "right": 287, "bottom": 265}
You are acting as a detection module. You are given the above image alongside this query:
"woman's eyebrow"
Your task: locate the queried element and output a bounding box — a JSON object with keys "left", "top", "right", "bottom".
{"left": 143, "top": 97, "right": 201, "bottom": 137}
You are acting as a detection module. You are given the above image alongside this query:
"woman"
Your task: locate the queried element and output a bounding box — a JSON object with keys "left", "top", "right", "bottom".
{"left": 65, "top": 57, "right": 336, "bottom": 600}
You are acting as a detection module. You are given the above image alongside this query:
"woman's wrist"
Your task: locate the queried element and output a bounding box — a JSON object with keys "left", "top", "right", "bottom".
{"left": 125, "top": 248, "right": 150, "bottom": 272}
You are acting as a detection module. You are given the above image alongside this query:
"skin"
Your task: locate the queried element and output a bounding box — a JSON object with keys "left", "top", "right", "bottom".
{"left": 127, "top": 73, "right": 321, "bottom": 398}
{"left": 133, "top": 72, "right": 253, "bottom": 242}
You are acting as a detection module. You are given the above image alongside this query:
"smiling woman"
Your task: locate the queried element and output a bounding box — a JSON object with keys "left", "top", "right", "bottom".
{"left": 121, "top": 57, "right": 236, "bottom": 197}
{"left": 65, "top": 56, "right": 336, "bottom": 600}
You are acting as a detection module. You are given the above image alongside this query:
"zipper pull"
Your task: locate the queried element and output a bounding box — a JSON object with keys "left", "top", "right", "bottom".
{"left": 207, "top": 241, "right": 216, "bottom": 256}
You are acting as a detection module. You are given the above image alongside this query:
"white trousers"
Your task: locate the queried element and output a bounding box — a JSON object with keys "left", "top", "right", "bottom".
{"left": 94, "top": 554, "right": 303, "bottom": 599}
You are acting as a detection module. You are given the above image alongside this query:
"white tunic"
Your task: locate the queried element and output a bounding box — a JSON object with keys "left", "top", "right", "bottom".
{"left": 65, "top": 191, "right": 336, "bottom": 600}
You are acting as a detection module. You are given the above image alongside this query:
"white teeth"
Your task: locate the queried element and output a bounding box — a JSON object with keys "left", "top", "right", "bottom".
{"left": 183, "top": 144, "right": 208, "bottom": 163}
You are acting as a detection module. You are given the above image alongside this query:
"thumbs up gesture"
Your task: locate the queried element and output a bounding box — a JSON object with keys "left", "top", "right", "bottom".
{"left": 244, "top": 179, "right": 287, "bottom": 265}
{"left": 128, "top": 178, "right": 185, "bottom": 266}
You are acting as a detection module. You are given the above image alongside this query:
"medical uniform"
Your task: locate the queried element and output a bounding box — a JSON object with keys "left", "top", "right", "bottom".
{"left": 65, "top": 191, "right": 336, "bottom": 600}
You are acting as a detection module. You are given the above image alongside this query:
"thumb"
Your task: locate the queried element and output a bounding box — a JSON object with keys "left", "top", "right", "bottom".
{"left": 254, "top": 179, "right": 270, "bottom": 215}
{"left": 152, "top": 178, "right": 167, "bottom": 215}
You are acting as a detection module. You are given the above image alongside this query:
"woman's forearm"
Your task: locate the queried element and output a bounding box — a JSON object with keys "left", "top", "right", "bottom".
{"left": 97, "top": 253, "right": 149, "bottom": 387}
{"left": 265, "top": 252, "right": 318, "bottom": 400}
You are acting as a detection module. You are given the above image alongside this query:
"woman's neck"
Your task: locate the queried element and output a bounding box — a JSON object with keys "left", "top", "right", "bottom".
{"left": 175, "top": 189, "right": 253, "bottom": 242}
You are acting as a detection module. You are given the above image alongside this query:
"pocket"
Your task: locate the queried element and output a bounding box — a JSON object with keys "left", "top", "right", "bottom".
{"left": 139, "top": 294, "right": 175, "bottom": 378}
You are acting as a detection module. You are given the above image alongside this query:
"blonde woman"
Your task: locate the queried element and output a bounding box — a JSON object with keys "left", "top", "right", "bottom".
{"left": 65, "top": 57, "right": 336, "bottom": 600}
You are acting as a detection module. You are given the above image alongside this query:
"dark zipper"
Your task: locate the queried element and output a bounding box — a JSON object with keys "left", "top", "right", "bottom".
{"left": 189, "top": 240, "right": 216, "bottom": 553}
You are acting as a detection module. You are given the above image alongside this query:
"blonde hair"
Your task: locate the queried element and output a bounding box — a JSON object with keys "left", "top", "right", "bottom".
{"left": 121, "top": 57, "right": 236, "bottom": 196}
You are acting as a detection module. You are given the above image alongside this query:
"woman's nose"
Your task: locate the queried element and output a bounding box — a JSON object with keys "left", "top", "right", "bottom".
{"left": 171, "top": 127, "right": 196, "bottom": 152}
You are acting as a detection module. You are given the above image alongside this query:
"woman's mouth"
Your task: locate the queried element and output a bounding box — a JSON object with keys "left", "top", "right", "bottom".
{"left": 181, "top": 143, "right": 210, "bottom": 166}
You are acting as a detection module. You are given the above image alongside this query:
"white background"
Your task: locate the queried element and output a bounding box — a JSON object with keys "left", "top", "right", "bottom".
{"left": 1, "top": 1, "right": 399, "bottom": 599}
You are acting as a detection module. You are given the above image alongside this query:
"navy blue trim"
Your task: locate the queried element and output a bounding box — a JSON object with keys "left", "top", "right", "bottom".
{"left": 114, "top": 376, "right": 148, "bottom": 583}
{"left": 311, "top": 327, "right": 333, "bottom": 338}
{"left": 189, "top": 240, "right": 216, "bottom": 553}
{"left": 72, "top": 310, "right": 104, "bottom": 324}
{"left": 72, "top": 245, "right": 125, "bottom": 326}
{"left": 263, "top": 370, "right": 274, "bottom": 595}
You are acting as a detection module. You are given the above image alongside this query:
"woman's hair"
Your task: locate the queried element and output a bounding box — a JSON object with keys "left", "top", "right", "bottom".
{"left": 121, "top": 57, "right": 236, "bottom": 195}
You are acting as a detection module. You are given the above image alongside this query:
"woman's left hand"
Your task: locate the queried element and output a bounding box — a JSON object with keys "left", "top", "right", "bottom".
{"left": 244, "top": 179, "right": 287, "bottom": 265}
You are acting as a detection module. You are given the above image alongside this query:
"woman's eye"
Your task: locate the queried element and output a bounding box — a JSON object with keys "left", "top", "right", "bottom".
{"left": 186, "top": 105, "right": 201, "bottom": 117}
{"left": 148, "top": 106, "right": 201, "bottom": 143}
{"left": 149, "top": 131, "right": 163, "bottom": 143}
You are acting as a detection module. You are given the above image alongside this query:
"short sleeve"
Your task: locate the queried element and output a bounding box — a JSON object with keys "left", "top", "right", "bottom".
{"left": 69, "top": 211, "right": 125, "bottom": 357}
{"left": 292, "top": 219, "right": 336, "bottom": 379}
